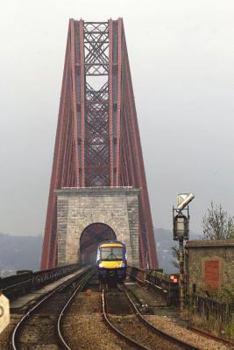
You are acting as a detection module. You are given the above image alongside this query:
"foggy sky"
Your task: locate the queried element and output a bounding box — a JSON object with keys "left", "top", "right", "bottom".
{"left": 0, "top": 0, "right": 233, "bottom": 237}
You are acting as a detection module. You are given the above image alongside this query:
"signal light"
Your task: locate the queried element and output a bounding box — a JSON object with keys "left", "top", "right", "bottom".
{"left": 170, "top": 275, "right": 178, "bottom": 283}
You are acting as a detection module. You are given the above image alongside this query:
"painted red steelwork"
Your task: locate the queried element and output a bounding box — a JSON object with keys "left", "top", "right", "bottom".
{"left": 108, "top": 19, "right": 114, "bottom": 186}
{"left": 115, "top": 19, "right": 122, "bottom": 186}
{"left": 41, "top": 18, "right": 158, "bottom": 270}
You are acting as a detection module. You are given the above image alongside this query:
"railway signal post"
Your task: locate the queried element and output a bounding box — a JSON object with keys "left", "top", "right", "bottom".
{"left": 173, "top": 193, "right": 195, "bottom": 311}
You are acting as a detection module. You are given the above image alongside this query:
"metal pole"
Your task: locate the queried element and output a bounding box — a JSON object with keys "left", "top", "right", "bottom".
{"left": 179, "top": 238, "right": 185, "bottom": 312}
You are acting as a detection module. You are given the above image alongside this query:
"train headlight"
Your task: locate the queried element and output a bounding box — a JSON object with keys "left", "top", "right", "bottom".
{"left": 99, "top": 262, "right": 104, "bottom": 268}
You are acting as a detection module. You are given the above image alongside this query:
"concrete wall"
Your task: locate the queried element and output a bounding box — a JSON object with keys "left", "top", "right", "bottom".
{"left": 185, "top": 240, "right": 234, "bottom": 296}
{"left": 57, "top": 187, "right": 140, "bottom": 267}
{"left": 0, "top": 294, "right": 10, "bottom": 334}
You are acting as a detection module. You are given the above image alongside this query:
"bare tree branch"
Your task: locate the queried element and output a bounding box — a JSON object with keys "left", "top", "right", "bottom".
{"left": 202, "top": 201, "right": 234, "bottom": 240}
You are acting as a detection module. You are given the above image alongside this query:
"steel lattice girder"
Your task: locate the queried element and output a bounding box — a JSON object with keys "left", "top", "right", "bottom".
{"left": 41, "top": 18, "right": 158, "bottom": 270}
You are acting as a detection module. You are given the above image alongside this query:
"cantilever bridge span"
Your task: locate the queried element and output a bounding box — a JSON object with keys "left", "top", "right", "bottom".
{"left": 41, "top": 18, "right": 158, "bottom": 270}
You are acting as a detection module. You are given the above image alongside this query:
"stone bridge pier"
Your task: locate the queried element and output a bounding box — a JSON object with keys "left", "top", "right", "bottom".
{"left": 56, "top": 187, "right": 140, "bottom": 267}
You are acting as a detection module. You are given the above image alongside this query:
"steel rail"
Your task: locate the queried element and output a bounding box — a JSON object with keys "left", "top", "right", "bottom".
{"left": 121, "top": 284, "right": 200, "bottom": 350}
{"left": 11, "top": 267, "right": 92, "bottom": 350}
{"left": 101, "top": 289, "right": 150, "bottom": 350}
{"left": 189, "top": 326, "right": 234, "bottom": 348}
{"left": 57, "top": 270, "right": 95, "bottom": 349}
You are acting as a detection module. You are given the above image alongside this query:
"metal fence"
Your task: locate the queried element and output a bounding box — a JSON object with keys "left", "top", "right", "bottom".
{"left": 0, "top": 263, "right": 81, "bottom": 299}
{"left": 127, "top": 266, "right": 179, "bottom": 305}
{"left": 190, "top": 294, "right": 234, "bottom": 324}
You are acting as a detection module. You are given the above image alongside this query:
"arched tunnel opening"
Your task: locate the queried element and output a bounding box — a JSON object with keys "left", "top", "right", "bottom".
{"left": 79, "top": 223, "right": 116, "bottom": 265}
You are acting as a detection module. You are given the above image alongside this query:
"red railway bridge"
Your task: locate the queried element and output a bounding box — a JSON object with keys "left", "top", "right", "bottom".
{"left": 41, "top": 18, "right": 158, "bottom": 270}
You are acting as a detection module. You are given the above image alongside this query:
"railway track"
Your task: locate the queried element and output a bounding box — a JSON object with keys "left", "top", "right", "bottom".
{"left": 9, "top": 273, "right": 229, "bottom": 349}
{"left": 60, "top": 275, "right": 135, "bottom": 350}
{"left": 11, "top": 267, "right": 94, "bottom": 350}
{"left": 102, "top": 285, "right": 200, "bottom": 350}
{"left": 124, "top": 281, "right": 232, "bottom": 350}
{"left": 122, "top": 284, "right": 200, "bottom": 350}
{"left": 189, "top": 326, "right": 234, "bottom": 349}
{"left": 102, "top": 288, "right": 149, "bottom": 350}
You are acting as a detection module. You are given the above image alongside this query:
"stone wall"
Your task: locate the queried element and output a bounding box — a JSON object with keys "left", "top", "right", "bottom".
{"left": 57, "top": 187, "right": 140, "bottom": 267}
{"left": 185, "top": 240, "right": 234, "bottom": 296}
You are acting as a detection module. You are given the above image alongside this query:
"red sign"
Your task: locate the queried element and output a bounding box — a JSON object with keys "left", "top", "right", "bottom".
{"left": 204, "top": 260, "right": 220, "bottom": 289}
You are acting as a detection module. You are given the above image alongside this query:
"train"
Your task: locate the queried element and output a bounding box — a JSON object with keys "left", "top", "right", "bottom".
{"left": 96, "top": 240, "right": 127, "bottom": 281}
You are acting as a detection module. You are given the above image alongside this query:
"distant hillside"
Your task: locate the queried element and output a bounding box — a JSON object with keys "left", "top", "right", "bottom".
{"left": 155, "top": 228, "right": 199, "bottom": 273}
{"left": 0, "top": 229, "right": 197, "bottom": 276}
{"left": 155, "top": 228, "right": 177, "bottom": 273}
{"left": 0, "top": 233, "right": 42, "bottom": 275}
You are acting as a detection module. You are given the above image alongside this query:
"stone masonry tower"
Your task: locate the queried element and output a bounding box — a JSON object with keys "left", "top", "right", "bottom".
{"left": 57, "top": 187, "right": 140, "bottom": 266}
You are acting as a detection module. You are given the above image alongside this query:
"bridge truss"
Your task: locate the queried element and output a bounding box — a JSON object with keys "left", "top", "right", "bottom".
{"left": 41, "top": 19, "right": 158, "bottom": 270}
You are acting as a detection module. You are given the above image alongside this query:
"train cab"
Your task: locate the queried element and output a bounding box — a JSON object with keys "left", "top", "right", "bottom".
{"left": 96, "top": 241, "right": 127, "bottom": 281}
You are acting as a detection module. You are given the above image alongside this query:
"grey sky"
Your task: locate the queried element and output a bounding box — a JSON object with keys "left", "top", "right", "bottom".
{"left": 0, "top": 0, "right": 233, "bottom": 236}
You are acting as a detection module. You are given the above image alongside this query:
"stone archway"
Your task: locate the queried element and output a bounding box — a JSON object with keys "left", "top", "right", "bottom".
{"left": 80, "top": 223, "right": 116, "bottom": 265}
{"left": 57, "top": 187, "right": 140, "bottom": 267}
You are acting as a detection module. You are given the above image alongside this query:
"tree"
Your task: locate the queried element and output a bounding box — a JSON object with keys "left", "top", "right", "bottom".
{"left": 202, "top": 202, "right": 234, "bottom": 240}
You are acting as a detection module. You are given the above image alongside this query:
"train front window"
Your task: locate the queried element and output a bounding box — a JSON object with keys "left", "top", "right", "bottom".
{"left": 100, "top": 247, "right": 123, "bottom": 260}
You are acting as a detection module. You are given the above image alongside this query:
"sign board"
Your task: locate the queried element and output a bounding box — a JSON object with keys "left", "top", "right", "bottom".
{"left": 0, "top": 294, "right": 10, "bottom": 334}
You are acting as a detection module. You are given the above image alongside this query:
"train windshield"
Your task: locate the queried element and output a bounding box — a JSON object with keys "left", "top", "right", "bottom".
{"left": 100, "top": 247, "right": 123, "bottom": 260}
